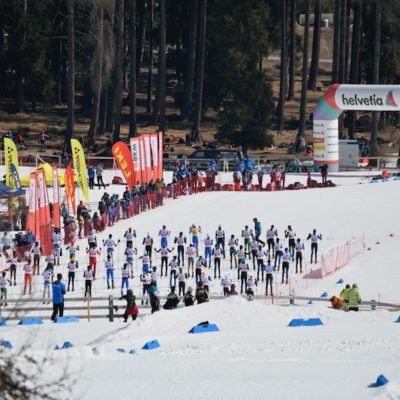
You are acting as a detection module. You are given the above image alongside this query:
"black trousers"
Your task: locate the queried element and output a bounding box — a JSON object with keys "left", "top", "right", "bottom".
{"left": 178, "top": 281, "right": 185, "bottom": 296}
{"left": 296, "top": 252, "right": 303, "bottom": 272}
{"left": 51, "top": 303, "right": 64, "bottom": 320}
{"left": 267, "top": 239, "right": 275, "bottom": 256}
{"left": 251, "top": 250, "right": 257, "bottom": 269}
{"left": 177, "top": 245, "right": 185, "bottom": 265}
{"left": 282, "top": 263, "right": 289, "bottom": 283}
{"left": 161, "top": 257, "right": 168, "bottom": 276}
{"left": 97, "top": 175, "right": 106, "bottom": 189}
{"left": 89, "top": 177, "right": 95, "bottom": 189}
{"left": 85, "top": 280, "right": 92, "bottom": 298}
{"left": 170, "top": 270, "right": 177, "bottom": 287}
{"left": 257, "top": 260, "right": 264, "bottom": 281}
{"left": 265, "top": 274, "right": 273, "bottom": 295}
{"left": 68, "top": 272, "right": 75, "bottom": 291}
{"left": 240, "top": 271, "right": 248, "bottom": 294}
{"left": 145, "top": 245, "right": 152, "bottom": 259}
{"left": 288, "top": 239, "right": 295, "bottom": 255}
{"left": 311, "top": 243, "right": 318, "bottom": 262}
{"left": 195, "top": 268, "right": 202, "bottom": 283}
{"left": 216, "top": 238, "right": 225, "bottom": 257}
{"left": 214, "top": 258, "right": 221, "bottom": 278}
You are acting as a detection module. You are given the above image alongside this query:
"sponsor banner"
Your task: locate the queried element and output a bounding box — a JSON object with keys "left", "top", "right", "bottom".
{"left": 71, "top": 139, "right": 90, "bottom": 202}
{"left": 313, "top": 119, "right": 339, "bottom": 172}
{"left": 37, "top": 169, "right": 51, "bottom": 226}
{"left": 313, "top": 143, "right": 325, "bottom": 152}
{"left": 4, "top": 138, "right": 20, "bottom": 188}
{"left": 139, "top": 136, "right": 146, "bottom": 183}
{"left": 26, "top": 173, "right": 37, "bottom": 234}
{"left": 65, "top": 164, "right": 76, "bottom": 214}
{"left": 130, "top": 137, "right": 142, "bottom": 185}
{"left": 150, "top": 133, "right": 159, "bottom": 180}
{"left": 52, "top": 166, "right": 61, "bottom": 229}
{"left": 158, "top": 131, "right": 163, "bottom": 180}
{"left": 335, "top": 85, "right": 400, "bottom": 111}
{"left": 112, "top": 141, "right": 135, "bottom": 189}
{"left": 40, "top": 224, "right": 53, "bottom": 256}
{"left": 10, "top": 163, "right": 22, "bottom": 189}
{"left": 143, "top": 134, "right": 152, "bottom": 182}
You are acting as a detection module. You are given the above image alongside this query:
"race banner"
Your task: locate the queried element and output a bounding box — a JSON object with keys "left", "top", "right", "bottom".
{"left": 71, "top": 139, "right": 89, "bottom": 202}
{"left": 150, "top": 133, "right": 159, "bottom": 181}
{"left": 36, "top": 168, "right": 51, "bottom": 226}
{"left": 139, "top": 136, "right": 147, "bottom": 183}
{"left": 52, "top": 166, "right": 61, "bottom": 229}
{"left": 65, "top": 164, "right": 76, "bottom": 214}
{"left": 112, "top": 141, "right": 135, "bottom": 189}
{"left": 130, "top": 137, "right": 142, "bottom": 185}
{"left": 158, "top": 131, "right": 163, "bottom": 180}
{"left": 4, "top": 138, "right": 20, "bottom": 188}
{"left": 10, "top": 163, "right": 22, "bottom": 189}
{"left": 40, "top": 225, "right": 53, "bottom": 256}
{"left": 143, "top": 134, "right": 152, "bottom": 182}
{"left": 26, "top": 172, "right": 37, "bottom": 234}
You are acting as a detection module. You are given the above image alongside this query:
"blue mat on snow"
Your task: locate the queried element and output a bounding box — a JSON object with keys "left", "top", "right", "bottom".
{"left": 18, "top": 318, "right": 43, "bottom": 325}
{"left": 54, "top": 316, "right": 79, "bottom": 323}
{"left": 369, "top": 374, "right": 389, "bottom": 388}
{"left": 189, "top": 323, "right": 219, "bottom": 334}
{"left": 142, "top": 340, "right": 160, "bottom": 350}
{"left": 289, "top": 318, "right": 324, "bottom": 327}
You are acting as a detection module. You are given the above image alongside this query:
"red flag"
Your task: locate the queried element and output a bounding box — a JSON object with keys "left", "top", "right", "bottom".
{"left": 150, "top": 133, "right": 159, "bottom": 180}
{"left": 65, "top": 164, "right": 76, "bottom": 214}
{"left": 26, "top": 172, "right": 37, "bottom": 234}
{"left": 112, "top": 141, "right": 135, "bottom": 189}
{"left": 37, "top": 169, "right": 50, "bottom": 227}
{"left": 52, "top": 166, "right": 61, "bottom": 229}
{"left": 158, "top": 131, "right": 163, "bottom": 180}
{"left": 130, "top": 137, "right": 142, "bottom": 186}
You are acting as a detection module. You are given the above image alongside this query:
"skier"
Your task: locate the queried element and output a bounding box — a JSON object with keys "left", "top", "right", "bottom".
{"left": 87, "top": 230, "right": 97, "bottom": 247}
{"left": 142, "top": 234, "right": 154, "bottom": 259}
{"left": 250, "top": 239, "right": 259, "bottom": 270}
{"left": 31, "top": 241, "right": 42, "bottom": 275}
{"left": 195, "top": 256, "right": 205, "bottom": 284}
{"left": 253, "top": 218, "right": 265, "bottom": 245}
{"left": 169, "top": 255, "right": 179, "bottom": 288}
{"left": 186, "top": 243, "right": 197, "bottom": 277}
{"left": 215, "top": 225, "right": 226, "bottom": 257}
{"left": 124, "top": 244, "right": 137, "bottom": 278}
{"left": 87, "top": 244, "right": 101, "bottom": 279}
{"left": 105, "top": 254, "right": 115, "bottom": 289}
{"left": 307, "top": 229, "right": 322, "bottom": 263}
{"left": 66, "top": 241, "right": 79, "bottom": 263}
{"left": 281, "top": 248, "right": 292, "bottom": 284}
{"left": 124, "top": 227, "right": 136, "bottom": 248}
{"left": 45, "top": 252, "right": 55, "bottom": 272}
{"left": 239, "top": 257, "right": 250, "bottom": 294}
{"left": 67, "top": 259, "right": 78, "bottom": 291}
{"left": 265, "top": 259, "right": 274, "bottom": 296}
{"left": 52, "top": 229, "right": 62, "bottom": 266}
{"left": 256, "top": 245, "right": 268, "bottom": 282}
{"left": 158, "top": 225, "right": 170, "bottom": 247}
{"left": 83, "top": 266, "right": 93, "bottom": 298}
{"left": 174, "top": 232, "right": 187, "bottom": 266}
{"left": 274, "top": 238, "right": 283, "bottom": 271}
{"left": 228, "top": 234, "right": 238, "bottom": 269}
{"left": 189, "top": 224, "right": 202, "bottom": 249}
{"left": 155, "top": 245, "right": 173, "bottom": 277}
{"left": 266, "top": 225, "right": 278, "bottom": 257}
{"left": 212, "top": 244, "right": 223, "bottom": 279}
{"left": 119, "top": 289, "right": 139, "bottom": 322}
{"left": 177, "top": 267, "right": 186, "bottom": 296}
{"left": 204, "top": 234, "right": 213, "bottom": 268}
{"left": 183, "top": 287, "right": 195, "bottom": 306}
{"left": 0, "top": 272, "right": 10, "bottom": 306}
{"left": 7, "top": 251, "right": 18, "bottom": 286}
{"left": 148, "top": 280, "right": 160, "bottom": 313}
{"left": 221, "top": 275, "right": 231, "bottom": 296}
{"left": 42, "top": 267, "right": 53, "bottom": 303}
{"left": 150, "top": 265, "right": 159, "bottom": 286}
{"left": 121, "top": 263, "right": 130, "bottom": 295}
{"left": 139, "top": 252, "right": 152, "bottom": 275}
{"left": 141, "top": 270, "right": 152, "bottom": 305}
{"left": 201, "top": 272, "right": 210, "bottom": 294}
{"left": 103, "top": 234, "right": 119, "bottom": 260}
{"left": 295, "top": 238, "right": 305, "bottom": 273}
{"left": 285, "top": 225, "right": 296, "bottom": 257}
{"left": 241, "top": 225, "right": 252, "bottom": 253}
{"left": 246, "top": 275, "right": 256, "bottom": 300}
{"left": 23, "top": 259, "right": 33, "bottom": 295}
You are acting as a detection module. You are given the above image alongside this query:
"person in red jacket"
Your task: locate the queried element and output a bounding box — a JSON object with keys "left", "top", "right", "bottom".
{"left": 120, "top": 289, "right": 139, "bottom": 322}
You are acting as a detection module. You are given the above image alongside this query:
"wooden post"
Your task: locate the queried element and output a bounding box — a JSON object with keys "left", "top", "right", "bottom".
{"left": 108, "top": 295, "right": 114, "bottom": 322}
{"left": 371, "top": 300, "right": 376, "bottom": 311}
{"left": 87, "top": 297, "right": 91, "bottom": 322}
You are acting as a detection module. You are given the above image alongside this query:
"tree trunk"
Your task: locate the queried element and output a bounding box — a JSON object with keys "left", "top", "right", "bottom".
{"left": 88, "top": 7, "right": 104, "bottom": 145}
{"left": 277, "top": 0, "right": 287, "bottom": 132}
{"left": 338, "top": 0, "right": 346, "bottom": 83}
{"left": 65, "top": 0, "right": 75, "bottom": 149}
{"left": 15, "top": 0, "right": 27, "bottom": 113}
{"left": 146, "top": 0, "right": 154, "bottom": 114}
{"left": 135, "top": 0, "right": 146, "bottom": 84}
{"left": 370, "top": 0, "right": 381, "bottom": 156}
{"left": 112, "top": 0, "right": 125, "bottom": 143}
{"left": 344, "top": 0, "right": 351, "bottom": 82}
{"left": 331, "top": 0, "right": 340, "bottom": 83}
{"left": 181, "top": 0, "right": 198, "bottom": 121}
{"left": 287, "top": 0, "right": 296, "bottom": 100}
{"left": 158, "top": 0, "right": 167, "bottom": 132}
{"left": 191, "top": 0, "right": 207, "bottom": 143}
{"left": 308, "top": 0, "right": 321, "bottom": 90}
{"left": 293, "top": 0, "right": 310, "bottom": 152}
{"left": 99, "top": 87, "right": 108, "bottom": 134}
{"left": 129, "top": 0, "right": 137, "bottom": 138}
{"left": 348, "top": 0, "right": 362, "bottom": 139}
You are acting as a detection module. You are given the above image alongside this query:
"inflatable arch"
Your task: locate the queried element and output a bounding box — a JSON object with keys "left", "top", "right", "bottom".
{"left": 313, "top": 84, "right": 400, "bottom": 171}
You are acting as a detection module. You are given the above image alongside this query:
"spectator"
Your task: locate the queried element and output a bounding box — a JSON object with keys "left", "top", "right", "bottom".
{"left": 39, "top": 131, "right": 49, "bottom": 149}
{"left": 195, "top": 282, "right": 209, "bottom": 304}
{"left": 88, "top": 165, "right": 95, "bottom": 189}
{"left": 96, "top": 164, "right": 106, "bottom": 189}
{"left": 344, "top": 283, "right": 361, "bottom": 312}
{"left": 228, "top": 283, "right": 238, "bottom": 296}
{"left": 183, "top": 287, "right": 194, "bottom": 306}
{"left": 119, "top": 289, "right": 139, "bottom": 322}
{"left": 163, "top": 287, "right": 180, "bottom": 310}
{"left": 51, "top": 273, "right": 66, "bottom": 321}
{"left": 320, "top": 163, "right": 328, "bottom": 185}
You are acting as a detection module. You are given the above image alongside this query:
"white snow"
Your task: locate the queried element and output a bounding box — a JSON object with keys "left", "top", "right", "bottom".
{"left": 1, "top": 168, "right": 400, "bottom": 399}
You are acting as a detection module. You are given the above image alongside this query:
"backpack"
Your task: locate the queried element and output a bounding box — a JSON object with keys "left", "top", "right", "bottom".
{"left": 112, "top": 176, "right": 123, "bottom": 185}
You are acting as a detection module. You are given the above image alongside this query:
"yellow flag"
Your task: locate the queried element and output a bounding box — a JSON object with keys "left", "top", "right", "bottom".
{"left": 71, "top": 139, "right": 90, "bottom": 202}
{"left": 4, "top": 138, "right": 20, "bottom": 188}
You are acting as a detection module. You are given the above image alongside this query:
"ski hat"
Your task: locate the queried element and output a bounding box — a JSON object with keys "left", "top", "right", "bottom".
{"left": 187, "top": 286, "right": 193, "bottom": 292}
{"left": 127, "top": 289, "right": 133, "bottom": 295}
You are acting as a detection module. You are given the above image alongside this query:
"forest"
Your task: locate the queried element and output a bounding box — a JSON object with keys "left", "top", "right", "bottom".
{"left": 0, "top": 0, "right": 399, "bottom": 156}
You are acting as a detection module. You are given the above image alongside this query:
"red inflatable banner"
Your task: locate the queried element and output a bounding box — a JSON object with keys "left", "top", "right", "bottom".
{"left": 112, "top": 141, "right": 135, "bottom": 189}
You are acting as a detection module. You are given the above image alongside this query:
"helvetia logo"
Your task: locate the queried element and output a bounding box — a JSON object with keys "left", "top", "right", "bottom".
{"left": 386, "top": 91, "right": 398, "bottom": 107}
{"left": 341, "top": 93, "right": 383, "bottom": 107}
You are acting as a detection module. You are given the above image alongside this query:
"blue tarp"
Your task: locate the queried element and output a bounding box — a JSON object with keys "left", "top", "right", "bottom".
{"left": 0, "top": 182, "right": 25, "bottom": 199}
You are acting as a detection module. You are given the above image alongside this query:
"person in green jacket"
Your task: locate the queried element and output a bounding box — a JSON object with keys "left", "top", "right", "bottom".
{"left": 339, "top": 284, "right": 351, "bottom": 299}
{"left": 345, "top": 283, "right": 361, "bottom": 311}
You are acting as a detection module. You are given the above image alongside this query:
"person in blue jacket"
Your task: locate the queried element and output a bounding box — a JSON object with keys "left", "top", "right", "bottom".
{"left": 51, "top": 273, "right": 66, "bottom": 321}
{"left": 87, "top": 165, "right": 95, "bottom": 189}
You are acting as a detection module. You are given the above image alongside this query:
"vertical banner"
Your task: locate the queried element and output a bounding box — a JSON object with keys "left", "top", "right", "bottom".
{"left": 150, "top": 133, "right": 159, "bottom": 180}
{"left": 4, "top": 138, "right": 20, "bottom": 188}
{"left": 26, "top": 173, "right": 37, "bottom": 234}
{"left": 35, "top": 183, "right": 41, "bottom": 243}
{"left": 130, "top": 137, "right": 142, "bottom": 185}
{"left": 65, "top": 165, "right": 76, "bottom": 214}
{"left": 37, "top": 169, "right": 51, "bottom": 226}
{"left": 71, "top": 139, "right": 90, "bottom": 202}
{"left": 112, "top": 141, "right": 135, "bottom": 189}
{"left": 52, "top": 166, "right": 61, "bottom": 229}
{"left": 158, "top": 131, "right": 163, "bottom": 180}
{"left": 143, "top": 134, "right": 152, "bottom": 181}
{"left": 139, "top": 136, "right": 146, "bottom": 184}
